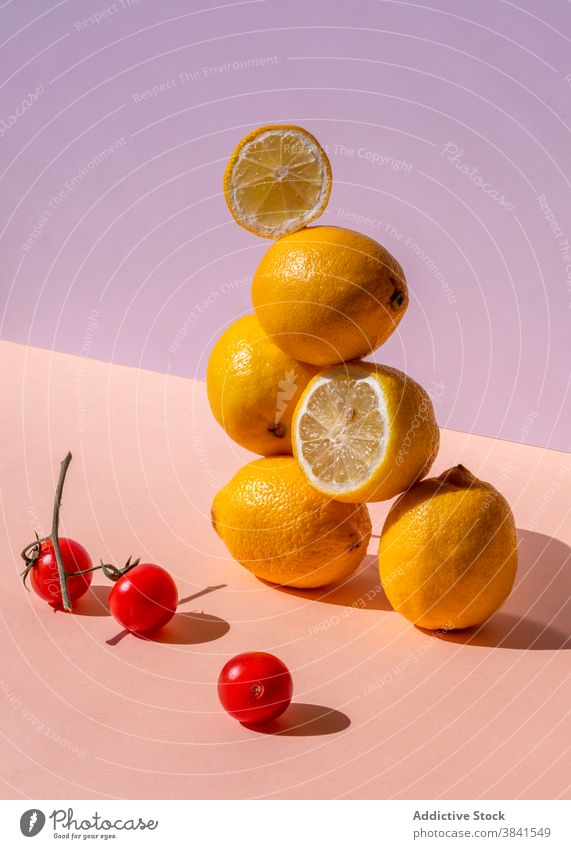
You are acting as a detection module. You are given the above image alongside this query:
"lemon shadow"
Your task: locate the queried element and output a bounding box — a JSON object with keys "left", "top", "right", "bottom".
{"left": 270, "top": 554, "right": 392, "bottom": 611}
{"left": 423, "top": 530, "right": 570, "bottom": 650}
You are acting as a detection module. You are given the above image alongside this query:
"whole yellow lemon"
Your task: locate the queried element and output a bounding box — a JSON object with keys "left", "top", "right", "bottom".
{"left": 378, "top": 465, "right": 518, "bottom": 630}
{"left": 212, "top": 456, "right": 372, "bottom": 588}
{"left": 252, "top": 226, "right": 408, "bottom": 366}
{"left": 206, "top": 314, "right": 319, "bottom": 456}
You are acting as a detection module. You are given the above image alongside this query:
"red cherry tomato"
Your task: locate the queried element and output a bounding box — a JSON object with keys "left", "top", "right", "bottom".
{"left": 218, "top": 652, "right": 293, "bottom": 725}
{"left": 108, "top": 563, "right": 178, "bottom": 635}
{"left": 30, "top": 537, "right": 93, "bottom": 607}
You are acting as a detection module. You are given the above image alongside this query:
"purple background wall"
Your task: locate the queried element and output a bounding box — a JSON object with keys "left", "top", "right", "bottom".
{"left": 1, "top": 0, "right": 569, "bottom": 451}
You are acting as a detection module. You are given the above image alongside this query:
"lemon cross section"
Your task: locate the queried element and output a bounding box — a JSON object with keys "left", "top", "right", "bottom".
{"left": 293, "top": 362, "right": 440, "bottom": 503}
{"left": 224, "top": 125, "right": 332, "bottom": 238}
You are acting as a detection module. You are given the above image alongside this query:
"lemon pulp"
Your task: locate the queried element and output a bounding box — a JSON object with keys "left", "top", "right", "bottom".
{"left": 224, "top": 126, "right": 331, "bottom": 238}
{"left": 296, "top": 373, "right": 388, "bottom": 492}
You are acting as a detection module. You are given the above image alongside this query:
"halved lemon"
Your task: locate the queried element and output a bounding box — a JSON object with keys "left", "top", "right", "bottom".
{"left": 292, "top": 362, "right": 440, "bottom": 503}
{"left": 223, "top": 125, "right": 332, "bottom": 239}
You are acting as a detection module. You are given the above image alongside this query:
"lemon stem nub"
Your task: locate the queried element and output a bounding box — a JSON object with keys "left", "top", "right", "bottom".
{"left": 389, "top": 288, "right": 405, "bottom": 308}
{"left": 268, "top": 423, "right": 286, "bottom": 438}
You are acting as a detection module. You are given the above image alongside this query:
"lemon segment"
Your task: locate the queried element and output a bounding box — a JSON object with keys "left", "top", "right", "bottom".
{"left": 293, "top": 362, "right": 440, "bottom": 503}
{"left": 296, "top": 372, "right": 388, "bottom": 491}
{"left": 224, "top": 125, "right": 332, "bottom": 238}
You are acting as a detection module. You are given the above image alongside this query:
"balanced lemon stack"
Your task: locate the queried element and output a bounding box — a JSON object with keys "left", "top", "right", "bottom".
{"left": 208, "top": 126, "right": 517, "bottom": 630}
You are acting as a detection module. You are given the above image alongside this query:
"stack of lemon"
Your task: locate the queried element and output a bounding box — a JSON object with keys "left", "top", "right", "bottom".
{"left": 208, "top": 126, "right": 517, "bottom": 630}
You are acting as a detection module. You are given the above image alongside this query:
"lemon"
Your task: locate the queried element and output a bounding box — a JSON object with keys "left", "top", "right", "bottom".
{"left": 223, "top": 125, "right": 332, "bottom": 239}
{"left": 378, "top": 465, "right": 518, "bottom": 630}
{"left": 252, "top": 225, "right": 408, "bottom": 366}
{"left": 211, "top": 456, "right": 372, "bottom": 588}
{"left": 206, "top": 314, "right": 319, "bottom": 456}
{"left": 292, "top": 361, "right": 439, "bottom": 503}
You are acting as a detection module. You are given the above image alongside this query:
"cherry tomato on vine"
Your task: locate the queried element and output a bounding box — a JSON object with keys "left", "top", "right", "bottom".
{"left": 28, "top": 537, "right": 93, "bottom": 608}
{"left": 21, "top": 452, "right": 93, "bottom": 612}
{"left": 108, "top": 563, "right": 178, "bottom": 635}
{"left": 218, "top": 652, "right": 293, "bottom": 725}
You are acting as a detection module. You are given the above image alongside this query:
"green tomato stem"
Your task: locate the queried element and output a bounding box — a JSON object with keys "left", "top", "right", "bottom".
{"left": 73, "top": 556, "right": 141, "bottom": 580}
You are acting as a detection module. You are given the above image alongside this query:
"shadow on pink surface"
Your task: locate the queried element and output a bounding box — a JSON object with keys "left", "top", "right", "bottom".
{"left": 76, "top": 584, "right": 230, "bottom": 646}
{"left": 73, "top": 584, "right": 110, "bottom": 616}
{"left": 105, "top": 610, "right": 230, "bottom": 646}
{"left": 75, "top": 583, "right": 228, "bottom": 619}
{"left": 152, "top": 612, "right": 229, "bottom": 645}
{"left": 272, "top": 554, "right": 392, "bottom": 611}
{"left": 429, "top": 531, "right": 571, "bottom": 651}
{"left": 243, "top": 702, "right": 351, "bottom": 736}
{"left": 275, "top": 531, "right": 570, "bottom": 650}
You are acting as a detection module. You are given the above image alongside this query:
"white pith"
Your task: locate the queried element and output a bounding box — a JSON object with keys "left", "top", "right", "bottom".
{"left": 294, "top": 371, "right": 389, "bottom": 494}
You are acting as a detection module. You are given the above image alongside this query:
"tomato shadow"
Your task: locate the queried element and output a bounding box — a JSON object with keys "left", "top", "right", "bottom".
{"left": 177, "top": 585, "right": 226, "bottom": 606}
{"left": 106, "top": 584, "right": 228, "bottom": 646}
{"left": 73, "top": 584, "right": 110, "bottom": 617}
{"left": 422, "top": 531, "right": 571, "bottom": 650}
{"left": 272, "top": 555, "right": 392, "bottom": 611}
{"left": 151, "top": 611, "right": 230, "bottom": 645}
{"left": 243, "top": 703, "right": 351, "bottom": 736}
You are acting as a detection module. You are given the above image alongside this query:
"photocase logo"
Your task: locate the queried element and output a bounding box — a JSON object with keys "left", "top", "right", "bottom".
{"left": 19, "top": 809, "right": 46, "bottom": 837}
{"left": 19, "top": 806, "right": 159, "bottom": 838}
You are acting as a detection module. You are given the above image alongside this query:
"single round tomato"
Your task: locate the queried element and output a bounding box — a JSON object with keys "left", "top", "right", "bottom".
{"left": 108, "top": 563, "right": 178, "bottom": 635}
{"left": 218, "top": 652, "right": 293, "bottom": 725}
{"left": 29, "top": 537, "right": 93, "bottom": 607}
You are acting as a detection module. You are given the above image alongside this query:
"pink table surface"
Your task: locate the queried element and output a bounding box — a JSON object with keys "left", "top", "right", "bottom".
{"left": 0, "top": 340, "right": 569, "bottom": 800}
